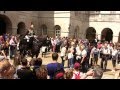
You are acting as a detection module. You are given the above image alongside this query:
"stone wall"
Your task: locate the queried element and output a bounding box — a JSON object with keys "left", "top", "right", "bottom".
{"left": 69, "top": 11, "right": 89, "bottom": 39}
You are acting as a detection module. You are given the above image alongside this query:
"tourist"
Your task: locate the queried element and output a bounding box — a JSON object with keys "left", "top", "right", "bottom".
{"left": 64, "top": 68, "right": 73, "bottom": 79}
{"left": 17, "top": 58, "right": 35, "bottom": 79}
{"left": 101, "top": 43, "right": 110, "bottom": 71}
{"left": 86, "top": 65, "right": 103, "bottom": 79}
{"left": 0, "top": 59, "right": 11, "bottom": 79}
{"left": 0, "top": 50, "right": 7, "bottom": 60}
{"left": 35, "top": 65, "right": 48, "bottom": 79}
{"left": 60, "top": 45, "right": 67, "bottom": 67}
{"left": 68, "top": 50, "right": 74, "bottom": 68}
{"left": 91, "top": 45, "right": 99, "bottom": 66}
{"left": 80, "top": 45, "right": 87, "bottom": 73}
{"left": 111, "top": 46, "right": 118, "bottom": 72}
{"left": 31, "top": 58, "right": 42, "bottom": 78}
{"left": 47, "top": 52, "right": 64, "bottom": 79}
{"left": 117, "top": 49, "right": 120, "bottom": 65}
{"left": 9, "top": 36, "right": 17, "bottom": 59}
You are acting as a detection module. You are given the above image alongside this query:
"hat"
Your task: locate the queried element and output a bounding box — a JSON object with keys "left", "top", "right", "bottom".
{"left": 74, "top": 62, "right": 80, "bottom": 69}
{"left": 55, "top": 72, "right": 64, "bottom": 79}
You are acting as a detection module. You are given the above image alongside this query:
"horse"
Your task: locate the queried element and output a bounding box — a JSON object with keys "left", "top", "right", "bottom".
{"left": 19, "top": 35, "right": 48, "bottom": 58}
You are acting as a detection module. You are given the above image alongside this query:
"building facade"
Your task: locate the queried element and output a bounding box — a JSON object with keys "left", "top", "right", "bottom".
{"left": 0, "top": 11, "right": 120, "bottom": 42}
{"left": 0, "top": 11, "right": 89, "bottom": 38}
{"left": 89, "top": 11, "right": 120, "bottom": 42}
{"left": 0, "top": 11, "right": 39, "bottom": 35}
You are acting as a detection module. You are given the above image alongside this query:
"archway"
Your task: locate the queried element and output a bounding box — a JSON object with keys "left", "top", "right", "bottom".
{"left": 0, "top": 14, "right": 12, "bottom": 35}
{"left": 74, "top": 26, "right": 79, "bottom": 39}
{"left": 86, "top": 27, "right": 96, "bottom": 42}
{"left": 54, "top": 25, "right": 61, "bottom": 37}
{"left": 101, "top": 28, "right": 113, "bottom": 42}
{"left": 41, "top": 24, "right": 47, "bottom": 35}
{"left": 17, "top": 22, "right": 26, "bottom": 35}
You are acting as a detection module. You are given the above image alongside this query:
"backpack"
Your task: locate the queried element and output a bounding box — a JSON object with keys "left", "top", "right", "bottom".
{"left": 53, "top": 63, "right": 64, "bottom": 79}
{"left": 74, "top": 72, "right": 80, "bottom": 79}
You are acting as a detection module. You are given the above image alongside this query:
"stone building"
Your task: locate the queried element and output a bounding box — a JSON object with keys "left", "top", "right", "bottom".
{"left": 0, "top": 11, "right": 89, "bottom": 38}
{"left": 0, "top": 11, "right": 39, "bottom": 35}
{"left": 0, "top": 11, "right": 120, "bottom": 42}
{"left": 89, "top": 11, "right": 120, "bottom": 42}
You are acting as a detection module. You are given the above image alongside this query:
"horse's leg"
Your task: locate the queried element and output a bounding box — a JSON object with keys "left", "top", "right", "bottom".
{"left": 36, "top": 53, "right": 39, "bottom": 58}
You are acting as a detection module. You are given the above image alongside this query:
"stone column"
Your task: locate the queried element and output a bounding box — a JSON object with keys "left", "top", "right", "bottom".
{"left": 12, "top": 27, "right": 17, "bottom": 35}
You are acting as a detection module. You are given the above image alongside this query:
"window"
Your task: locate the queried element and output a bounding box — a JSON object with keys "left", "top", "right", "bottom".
{"left": 54, "top": 25, "right": 61, "bottom": 37}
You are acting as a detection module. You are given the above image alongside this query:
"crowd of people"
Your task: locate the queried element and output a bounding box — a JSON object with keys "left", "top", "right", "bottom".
{"left": 0, "top": 27, "right": 120, "bottom": 79}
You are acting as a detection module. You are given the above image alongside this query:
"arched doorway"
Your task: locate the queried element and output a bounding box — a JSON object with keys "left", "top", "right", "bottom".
{"left": 0, "top": 14, "right": 12, "bottom": 35}
{"left": 41, "top": 24, "right": 47, "bottom": 35}
{"left": 74, "top": 26, "right": 79, "bottom": 39}
{"left": 101, "top": 28, "right": 113, "bottom": 42}
{"left": 54, "top": 25, "right": 61, "bottom": 37}
{"left": 17, "top": 22, "right": 26, "bottom": 35}
{"left": 86, "top": 27, "right": 96, "bottom": 42}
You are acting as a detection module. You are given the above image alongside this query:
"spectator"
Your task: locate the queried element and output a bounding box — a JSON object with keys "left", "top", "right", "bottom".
{"left": 111, "top": 46, "right": 118, "bottom": 72}
{"left": 9, "top": 36, "right": 17, "bottom": 59}
{"left": 17, "top": 58, "right": 35, "bottom": 79}
{"left": 87, "top": 65, "right": 103, "bottom": 79}
{"left": 13, "top": 52, "right": 22, "bottom": 67}
{"left": 64, "top": 68, "right": 73, "bottom": 79}
{"left": 91, "top": 45, "right": 99, "bottom": 66}
{"left": 68, "top": 50, "right": 74, "bottom": 68}
{"left": 33, "top": 58, "right": 42, "bottom": 69}
{"left": 47, "top": 52, "right": 64, "bottom": 79}
{"left": 31, "top": 58, "right": 42, "bottom": 78}
{"left": 35, "top": 65, "right": 48, "bottom": 79}
{"left": 0, "top": 50, "right": 7, "bottom": 60}
{"left": 80, "top": 45, "right": 87, "bottom": 73}
{"left": 0, "top": 59, "right": 11, "bottom": 79}
{"left": 72, "top": 62, "right": 85, "bottom": 79}
{"left": 60, "top": 45, "right": 67, "bottom": 67}
{"left": 4, "top": 65, "right": 16, "bottom": 79}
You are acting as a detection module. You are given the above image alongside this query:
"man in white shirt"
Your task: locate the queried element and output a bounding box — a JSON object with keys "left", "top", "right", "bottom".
{"left": 76, "top": 45, "right": 81, "bottom": 62}
{"left": 101, "top": 43, "right": 110, "bottom": 71}
{"left": 111, "top": 46, "right": 118, "bottom": 72}
{"left": 91, "top": 46, "right": 99, "bottom": 66}
{"left": 60, "top": 45, "right": 67, "bottom": 67}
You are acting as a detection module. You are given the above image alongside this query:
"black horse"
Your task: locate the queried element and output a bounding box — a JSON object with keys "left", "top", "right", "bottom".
{"left": 19, "top": 36, "right": 34, "bottom": 56}
{"left": 19, "top": 35, "right": 48, "bottom": 58}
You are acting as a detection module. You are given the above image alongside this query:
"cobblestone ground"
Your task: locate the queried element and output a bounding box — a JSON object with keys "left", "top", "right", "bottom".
{"left": 9, "top": 51, "right": 120, "bottom": 79}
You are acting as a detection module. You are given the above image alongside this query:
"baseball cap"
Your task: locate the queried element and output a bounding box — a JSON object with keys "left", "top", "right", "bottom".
{"left": 74, "top": 62, "right": 80, "bottom": 69}
{"left": 55, "top": 72, "right": 64, "bottom": 79}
